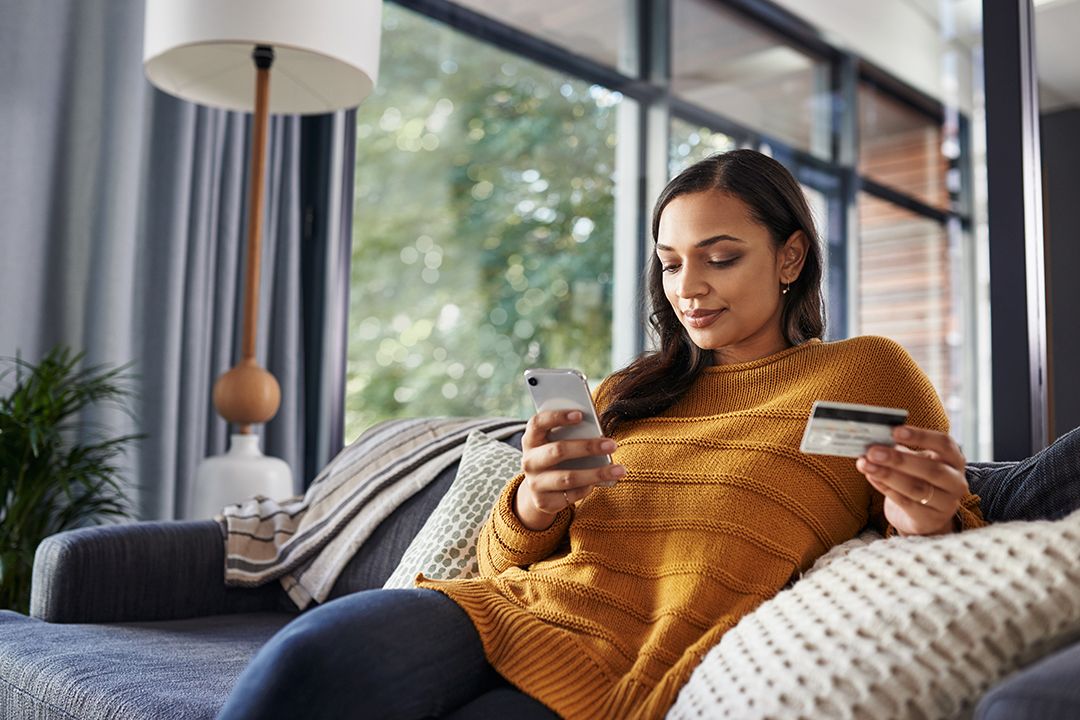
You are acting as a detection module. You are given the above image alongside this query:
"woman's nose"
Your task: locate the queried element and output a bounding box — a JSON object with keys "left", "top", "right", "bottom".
{"left": 675, "top": 265, "right": 707, "bottom": 298}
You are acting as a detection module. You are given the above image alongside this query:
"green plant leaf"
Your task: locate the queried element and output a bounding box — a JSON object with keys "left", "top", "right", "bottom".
{"left": 0, "top": 346, "right": 140, "bottom": 613}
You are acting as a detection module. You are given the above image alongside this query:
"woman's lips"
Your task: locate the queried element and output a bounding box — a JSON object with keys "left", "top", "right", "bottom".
{"left": 682, "top": 308, "right": 726, "bottom": 328}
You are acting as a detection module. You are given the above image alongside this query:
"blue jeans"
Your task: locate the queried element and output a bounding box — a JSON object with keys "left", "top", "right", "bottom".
{"left": 216, "top": 588, "right": 558, "bottom": 720}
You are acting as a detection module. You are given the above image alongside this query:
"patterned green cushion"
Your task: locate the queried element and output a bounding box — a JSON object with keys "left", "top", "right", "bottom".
{"left": 383, "top": 430, "right": 522, "bottom": 588}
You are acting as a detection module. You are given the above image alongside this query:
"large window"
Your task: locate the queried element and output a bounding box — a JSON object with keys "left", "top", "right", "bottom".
{"left": 346, "top": 5, "right": 619, "bottom": 439}
{"left": 345, "top": 0, "right": 986, "bottom": 453}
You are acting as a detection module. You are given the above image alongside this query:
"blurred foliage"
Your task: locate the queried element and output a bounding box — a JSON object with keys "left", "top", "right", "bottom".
{"left": 345, "top": 5, "right": 621, "bottom": 439}
{"left": 670, "top": 118, "right": 737, "bottom": 175}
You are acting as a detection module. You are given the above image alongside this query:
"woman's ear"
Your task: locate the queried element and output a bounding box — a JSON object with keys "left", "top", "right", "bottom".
{"left": 779, "top": 230, "right": 808, "bottom": 283}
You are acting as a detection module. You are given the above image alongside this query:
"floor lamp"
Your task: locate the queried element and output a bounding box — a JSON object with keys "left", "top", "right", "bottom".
{"left": 142, "top": 0, "right": 382, "bottom": 518}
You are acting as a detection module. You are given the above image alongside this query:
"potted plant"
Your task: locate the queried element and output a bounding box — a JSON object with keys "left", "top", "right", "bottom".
{"left": 0, "top": 347, "right": 140, "bottom": 613}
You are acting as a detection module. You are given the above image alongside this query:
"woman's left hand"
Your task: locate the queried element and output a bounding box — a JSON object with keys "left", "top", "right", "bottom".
{"left": 856, "top": 425, "right": 969, "bottom": 536}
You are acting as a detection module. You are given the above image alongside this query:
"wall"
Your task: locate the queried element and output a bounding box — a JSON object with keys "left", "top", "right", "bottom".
{"left": 1041, "top": 107, "right": 1080, "bottom": 438}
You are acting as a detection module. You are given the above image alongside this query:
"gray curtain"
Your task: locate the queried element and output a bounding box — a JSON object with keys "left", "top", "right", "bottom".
{"left": 0, "top": 0, "right": 352, "bottom": 519}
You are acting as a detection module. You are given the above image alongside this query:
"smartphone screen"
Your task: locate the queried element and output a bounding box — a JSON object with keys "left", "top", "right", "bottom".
{"left": 524, "top": 368, "right": 613, "bottom": 476}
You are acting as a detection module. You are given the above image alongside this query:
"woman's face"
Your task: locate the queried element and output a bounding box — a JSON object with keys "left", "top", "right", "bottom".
{"left": 655, "top": 189, "right": 805, "bottom": 365}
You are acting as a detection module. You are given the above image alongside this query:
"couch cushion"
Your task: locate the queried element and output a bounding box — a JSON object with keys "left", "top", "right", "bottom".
{"left": 0, "top": 610, "right": 292, "bottom": 720}
{"left": 325, "top": 431, "right": 525, "bottom": 600}
{"left": 384, "top": 430, "right": 523, "bottom": 588}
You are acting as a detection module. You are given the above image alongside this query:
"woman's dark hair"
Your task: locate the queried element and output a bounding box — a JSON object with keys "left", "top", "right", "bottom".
{"left": 599, "top": 149, "right": 825, "bottom": 435}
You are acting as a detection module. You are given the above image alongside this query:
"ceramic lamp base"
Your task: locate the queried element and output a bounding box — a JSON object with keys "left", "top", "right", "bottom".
{"left": 190, "top": 433, "right": 293, "bottom": 518}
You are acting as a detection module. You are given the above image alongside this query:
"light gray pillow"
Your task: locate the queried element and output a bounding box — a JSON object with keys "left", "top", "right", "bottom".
{"left": 670, "top": 509, "right": 1080, "bottom": 720}
{"left": 383, "top": 430, "right": 521, "bottom": 588}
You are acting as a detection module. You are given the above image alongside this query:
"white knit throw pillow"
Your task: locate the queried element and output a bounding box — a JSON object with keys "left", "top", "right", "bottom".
{"left": 383, "top": 430, "right": 521, "bottom": 588}
{"left": 669, "top": 508, "right": 1080, "bottom": 720}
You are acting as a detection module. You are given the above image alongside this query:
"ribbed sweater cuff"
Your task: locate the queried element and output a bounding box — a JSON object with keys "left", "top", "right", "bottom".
{"left": 956, "top": 492, "right": 987, "bottom": 530}
{"left": 488, "top": 473, "right": 572, "bottom": 568}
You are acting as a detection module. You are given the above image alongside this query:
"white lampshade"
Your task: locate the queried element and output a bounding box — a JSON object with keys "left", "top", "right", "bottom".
{"left": 143, "top": 0, "right": 382, "bottom": 114}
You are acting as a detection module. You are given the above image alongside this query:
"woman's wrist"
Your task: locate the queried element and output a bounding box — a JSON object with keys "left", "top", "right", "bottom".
{"left": 514, "top": 481, "right": 559, "bottom": 531}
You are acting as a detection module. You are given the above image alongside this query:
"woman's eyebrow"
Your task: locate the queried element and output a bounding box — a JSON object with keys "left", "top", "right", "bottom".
{"left": 655, "top": 235, "right": 746, "bottom": 252}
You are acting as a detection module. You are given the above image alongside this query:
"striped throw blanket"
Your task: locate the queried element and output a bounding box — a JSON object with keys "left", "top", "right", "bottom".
{"left": 221, "top": 416, "right": 526, "bottom": 609}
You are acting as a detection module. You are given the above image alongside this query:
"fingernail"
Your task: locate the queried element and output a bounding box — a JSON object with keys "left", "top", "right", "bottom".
{"left": 869, "top": 447, "right": 888, "bottom": 461}
{"left": 568, "top": 411, "right": 582, "bottom": 421}
{"left": 609, "top": 465, "right": 626, "bottom": 478}
{"left": 600, "top": 440, "right": 616, "bottom": 452}
{"left": 862, "top": 462, "right": 880, "bottom": 473}
{"left": 895, "top": 427, "right": 912, "bottom": 440}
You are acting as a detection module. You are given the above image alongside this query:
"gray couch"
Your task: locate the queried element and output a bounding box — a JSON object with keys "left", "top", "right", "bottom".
{"left": 1, "top": 427, "right": 1078, "bottom": 720}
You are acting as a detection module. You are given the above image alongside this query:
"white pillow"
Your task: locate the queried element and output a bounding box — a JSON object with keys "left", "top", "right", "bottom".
{"left": 383, "top": 430, "right": 521, "bottom": 588}
{"left": 669, "top": 508, "right": 1080, "bottom": 720}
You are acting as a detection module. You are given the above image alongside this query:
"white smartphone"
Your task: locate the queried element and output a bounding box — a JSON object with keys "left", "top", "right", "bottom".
{"left": 524, "top": 368, "right": 614, "bottom": 481}
{"left": 799, "top": 400, "right": 909, "bottom": 458}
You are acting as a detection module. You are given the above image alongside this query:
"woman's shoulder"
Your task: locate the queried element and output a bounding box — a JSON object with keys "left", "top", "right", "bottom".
{"left": 807, "top": 336, "right": 931, "bottom": 391}
{"left": 812, "top": 336, "right": 945, "bottom": 426}
{"left": 815, "top": 335, "right": 914, "bottom": 364}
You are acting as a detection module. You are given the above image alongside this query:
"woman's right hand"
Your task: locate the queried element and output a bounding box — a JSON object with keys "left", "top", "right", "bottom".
{"left": 514, "top": 409, "right": 626, "bottom": 531}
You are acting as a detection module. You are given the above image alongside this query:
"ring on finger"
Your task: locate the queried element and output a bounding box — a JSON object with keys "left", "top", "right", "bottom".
{"left": 563, "top": 490, "right": 571, "bottom": 508}
{"left": 919, "top": 485, "right": 935, "bottom": 506}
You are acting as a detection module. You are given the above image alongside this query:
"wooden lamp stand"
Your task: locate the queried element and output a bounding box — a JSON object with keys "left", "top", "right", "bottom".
{"left": 212, "top": 46, "right": 281, "bottom": 436}
{"left": 191, "top": 46, "right": 292, "bottom": 519}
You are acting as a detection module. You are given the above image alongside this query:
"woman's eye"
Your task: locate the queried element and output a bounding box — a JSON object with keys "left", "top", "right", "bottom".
{"left": 709, "top": 257, "right": 739, "bottom": 268}
{"left": 660, "top": 263, "right": 680, "bottom": 273}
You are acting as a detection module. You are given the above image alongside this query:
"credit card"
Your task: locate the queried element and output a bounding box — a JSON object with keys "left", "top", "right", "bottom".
{"left": 799, "top": 401, "right": 908, "bottom": 458}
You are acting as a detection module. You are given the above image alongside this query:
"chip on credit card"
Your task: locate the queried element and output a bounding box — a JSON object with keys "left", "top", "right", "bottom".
{"left": 799, "top": 401, "right": 908, "bottom": 458}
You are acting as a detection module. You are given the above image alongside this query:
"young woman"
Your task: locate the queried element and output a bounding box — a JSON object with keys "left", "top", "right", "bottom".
{"left": 217, "top": 150, "right": 984, "bottom": 720}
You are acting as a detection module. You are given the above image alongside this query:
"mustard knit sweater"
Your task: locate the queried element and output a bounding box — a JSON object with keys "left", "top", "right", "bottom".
{"left": 417, "top": 336, "right": 985, "bottom": 719}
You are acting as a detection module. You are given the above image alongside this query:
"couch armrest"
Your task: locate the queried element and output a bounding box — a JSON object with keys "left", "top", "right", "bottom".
{"left": 30, "top": 520, "right": 292, "bottom": 623}
{"left": 976, "top": 640, "right": 1080, "bottom": 719}
{"left": 966, "top": 426, "right": 1080, "bottom": 523}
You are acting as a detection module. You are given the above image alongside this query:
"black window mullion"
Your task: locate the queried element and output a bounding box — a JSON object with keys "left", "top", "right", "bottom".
{"left": 832, "top": 52, "right": 859, "bottom": 340}
{"left": 859, "top": 179, "right": 951, "bottom": 225}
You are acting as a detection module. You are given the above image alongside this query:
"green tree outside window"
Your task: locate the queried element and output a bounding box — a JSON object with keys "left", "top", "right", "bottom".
{"left": 346, "top": 5, "right": 619, "bottom": 440}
